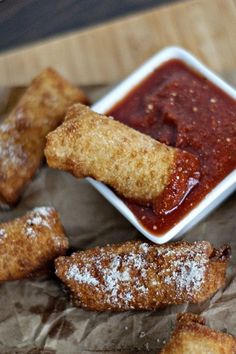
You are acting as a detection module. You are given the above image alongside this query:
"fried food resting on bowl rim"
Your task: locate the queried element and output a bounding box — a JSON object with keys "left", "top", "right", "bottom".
{"left": 55, "top": 240, "right": 230, "bottom": 311}
{"left": 45, "top": 103, "right": 200, "bottom": 216}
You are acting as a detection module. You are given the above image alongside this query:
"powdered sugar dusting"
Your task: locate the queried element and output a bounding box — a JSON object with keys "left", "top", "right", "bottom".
{"left": 33, "top": 206, "right": 53, "bottom": 217}
{"left": 0, "top": 123, "right": 12, "bottom": 133}
{"left": 0, "top": 228, "right": 7, "bottom": 241}
{"left": 67, "top": 264, "right": 99, "bottom": 286}
{"left": 29, "top": 215, "right": 49, "bottom": 228}
{"left": 25, "top": 226, "right": 36, "bottom": 238}
{"left": 139, "top": 243, "right": 149, "bottom": 253}
{"left": 65, "top": 243, "right": 153, "bottom": 309}
{"left": 0, "top": 229, "right": 6, "bottom": 237}
{"left": 0, "top": 138, "right": 28, "bottom": 169}
{"left": 103, "top": 255, "right": 131, "bottom": 304}
{"left": 52, "top": 235, "right": 64, "bottom": 248}
{"left": 156, "top": 243, "right": 208, "bottom": 296}
{"left": 63, "top": 241, "right": 212, "bottom": 309}
{"left": 24, "top": 207, "right": 53, "bottom": 238}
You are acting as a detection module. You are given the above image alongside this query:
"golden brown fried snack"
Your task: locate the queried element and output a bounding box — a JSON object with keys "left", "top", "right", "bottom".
{"left": 55, "top": 240, "right": 230, "bottom": 311}
{"left": 0, "top": 68, "right": 88, "bottom": 207}
{"left": 0, "top": 207, "right": 68, "bottom": 281}
{"left": 160, "top": 313, "right": 236, "bottom": 354}
{"left": 45, "top": 104, "right": 200, "bottom": 215}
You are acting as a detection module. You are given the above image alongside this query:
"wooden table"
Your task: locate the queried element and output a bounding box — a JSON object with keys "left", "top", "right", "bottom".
{"left": 0, "top": 0, "right": 235, "bottom": 90}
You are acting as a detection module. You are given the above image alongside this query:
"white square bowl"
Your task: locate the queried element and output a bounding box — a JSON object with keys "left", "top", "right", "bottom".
{"left": 90, "top": 46, "right": 236, "bottom": 244}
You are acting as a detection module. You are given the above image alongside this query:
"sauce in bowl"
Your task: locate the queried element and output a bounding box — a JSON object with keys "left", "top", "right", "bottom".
{"left": 108, "top": 59, "right": 236, "bottom": 235}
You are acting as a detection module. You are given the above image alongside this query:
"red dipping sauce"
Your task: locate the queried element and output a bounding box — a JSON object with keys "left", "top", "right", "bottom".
{"left": 107, "top": 59, "right": 236, "bottom": 235}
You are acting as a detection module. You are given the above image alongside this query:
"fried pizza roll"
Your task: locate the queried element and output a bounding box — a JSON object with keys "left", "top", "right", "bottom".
{"left": 55, "top": 240, "right": 230, "bottom": 311}
{"left": 160, "top": 313, "right": 236, "bottom": 354}
{"left": 0, "top": 68, "right": 88, "bottom": 207}
{"left": 45, "top": 104, "right": 200, "bottom": 215}
{"left": 0, "top": 207, "right": 68, "bottom": 281}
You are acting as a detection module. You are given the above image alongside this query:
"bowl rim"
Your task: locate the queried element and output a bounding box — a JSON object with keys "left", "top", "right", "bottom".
{"left": 90, "top": 46, "right": 236, "bottom": 244}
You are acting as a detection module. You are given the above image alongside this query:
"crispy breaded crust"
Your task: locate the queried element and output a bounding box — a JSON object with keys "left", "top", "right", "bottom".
{"left": 0, "top": 207, "right": 68, "bottom": 281}
{"left": 160, "top": 313, "right": 236, "bottom": 353}
{"left": 45, "top": 104, "right": 200, "bottom": 214}
{"left": 0, "top": 68, "right": 88, "bottom": 206}
{"left": 55, "top": 240, "right": 230, "bottom": 311}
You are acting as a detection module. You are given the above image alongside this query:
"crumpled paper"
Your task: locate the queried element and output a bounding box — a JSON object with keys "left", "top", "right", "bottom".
{"left": 0, "top": 85, "right": 235, "bottom": 354}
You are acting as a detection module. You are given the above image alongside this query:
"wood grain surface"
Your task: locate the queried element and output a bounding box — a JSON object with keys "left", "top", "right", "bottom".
{"left": 0, "top": 0, "right": 235, "bottom": 86}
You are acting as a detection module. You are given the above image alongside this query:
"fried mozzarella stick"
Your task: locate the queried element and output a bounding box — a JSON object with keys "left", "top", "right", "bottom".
{"left": 160, "top": 313, "right": 236, "bottom": 354}
{"left": 0, "top": 207, "right": 68, "bottom": 281}
{"left": 55, "top": 240, "right": 230, "bottom": 311}
{"left": 45, "top": 104, "right": 200, "bottom": 215}
{"left": 0, "top": 68, "right": 88, "bottom": 207}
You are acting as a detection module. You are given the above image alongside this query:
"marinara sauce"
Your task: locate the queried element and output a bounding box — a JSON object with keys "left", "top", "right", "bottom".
{"left": 108, "top": 60, "right": 236, "bottom": 235}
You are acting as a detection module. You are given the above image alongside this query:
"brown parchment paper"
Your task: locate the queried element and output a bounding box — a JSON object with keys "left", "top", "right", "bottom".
{"left": 0, "top": 83, "right": 235, "bottom": 354}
